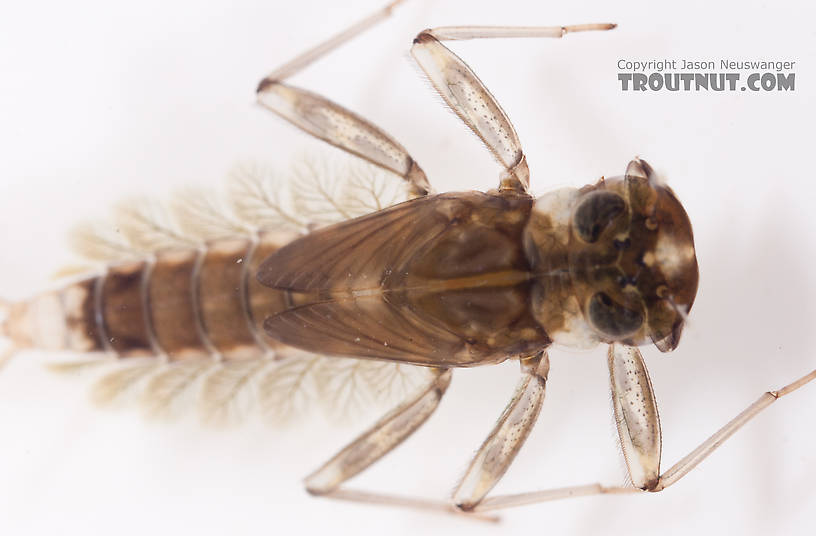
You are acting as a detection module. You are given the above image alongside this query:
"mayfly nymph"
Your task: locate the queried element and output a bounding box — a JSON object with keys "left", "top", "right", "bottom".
{"left": 0, "top": 0, "right": 813, "bottom": 520}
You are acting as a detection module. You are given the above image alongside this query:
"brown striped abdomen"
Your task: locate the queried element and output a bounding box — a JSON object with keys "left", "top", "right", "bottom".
{"left": 4, "top": 230, "right": 294, "bottom": 361}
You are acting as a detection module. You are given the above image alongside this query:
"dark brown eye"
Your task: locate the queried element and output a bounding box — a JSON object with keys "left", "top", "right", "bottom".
{"left": 573, "top": 191, "right": 626, "bottom": 243}
{"left": 588, "top": 292, "right": 643, "bottom": 337}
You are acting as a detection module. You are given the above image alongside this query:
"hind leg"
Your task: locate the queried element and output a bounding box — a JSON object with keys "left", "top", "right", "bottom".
{"left": 256, "top": 1, "right": 431, "bottom": 197}
{"left": 301, "top": 368, "right": 499, "bottom": 521}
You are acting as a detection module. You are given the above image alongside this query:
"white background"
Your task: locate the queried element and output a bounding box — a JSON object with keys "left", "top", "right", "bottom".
{"left": 1, "top": 0, "right": 815, "bottom": 534}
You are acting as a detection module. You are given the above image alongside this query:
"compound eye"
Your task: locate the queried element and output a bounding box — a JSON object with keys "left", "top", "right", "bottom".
{"left": 573, "top": 191, "right": 626, "bottom": 243}
{"left": 588, "top": 292, "right": 643, "bottom": 337}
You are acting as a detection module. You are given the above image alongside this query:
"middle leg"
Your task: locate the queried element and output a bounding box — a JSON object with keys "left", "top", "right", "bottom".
{"left": 453, "top": 351, "right": 550, "bottom": 510}
{"left": 410, "top": 24, "right": 616, "bottom": 193}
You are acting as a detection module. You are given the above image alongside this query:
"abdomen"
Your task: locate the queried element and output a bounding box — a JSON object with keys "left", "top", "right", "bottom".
{"left": 3, "top": 230, "right": 292, "bottom": 361}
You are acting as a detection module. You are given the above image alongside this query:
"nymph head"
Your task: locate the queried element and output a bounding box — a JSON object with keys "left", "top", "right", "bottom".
{"left": 525, "top": 158, "right": 699, "bottom": 351}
